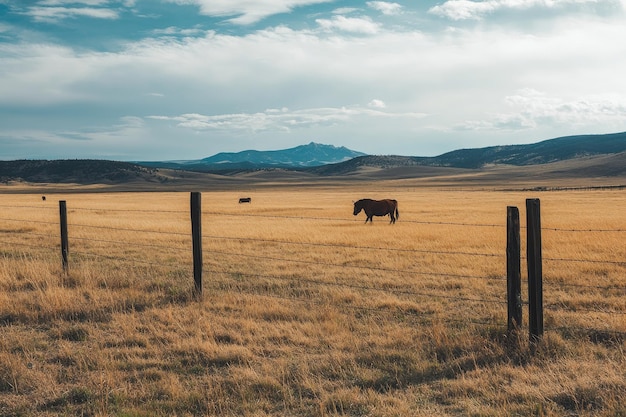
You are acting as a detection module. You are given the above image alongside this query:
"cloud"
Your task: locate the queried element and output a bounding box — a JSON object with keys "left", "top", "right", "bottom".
{"left": 148, "top": 105, "right": 424, "bottom": 133}
{"left": 366, "top": 1, "right": 403, "bottom": 16}
{"left": 25, "top": 6, "right": 119, "bottom": 22}
{"left": 37, "top": 0, "right": 111, "bottom": 5}
{"left": 315, "top": 15, "right": 381, "bottom": 34}
{"left": 150, "top": 26, "right": 206, "bottom": 37}
{"left": 57, "top": 116, "right": 145, "bottom": 141}
{"left": 368, "top": 99, "right": 386, "bottom": 109}
{"left": 455, "top": 89, "right": 626, "bottom": 131}
{"left": 332, "top": 8, "right": 360, "bottom": 15}
{"left": 163, "top": 0, "right": 334, "bottom": 25}
{"left": 428, "top": 0, "right": 620, "bottom": 20}
{"left": 0, "top": 116, "right": 147, "bottom": 158}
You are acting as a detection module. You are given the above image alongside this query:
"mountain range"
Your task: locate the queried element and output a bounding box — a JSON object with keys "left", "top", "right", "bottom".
{"left": 1, "top": 132, "right": 625, "bottom": 185}
{"left": 138, "top": 142, "right": 366, "bottom": 172}
{"left": 137, "top": 132, "right": 626, "bottom": 174}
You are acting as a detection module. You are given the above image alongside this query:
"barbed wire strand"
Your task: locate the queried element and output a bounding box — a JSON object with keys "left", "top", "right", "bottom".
{"left": 544, "top": 227, "right": 626, "bottom": 233}
{"left": 543, "top": 280, "right": 626, "bottom": 291}
{"left": 66, "top": 222, "right": 189, "bottom": 237}
{"left": 0, "top": 204, "right": 57, "bottom": 211}
{"left": 71, "top": 250, "right": 190, "bottom": 269}
{"left": 206, "top": 248, "right": 507, "bottom": 284}
{"left": 2, "top": 204, "right": 625, "bottom": 232}
{"left": 200, "top": 211, "right": 505, "bottom": 227}
{"left": 205, "top": 268, "right": 506, "bottom": 305}
{"left": 545, "top": 304, "right": 626, "bottom": 316}
{"left": 0, "top": 217, "right": 59, "bottom": 226}
{"left": 8, "top": 213, "right": 615, "bottom": 265}
{"left": 203, "top": 234, "right": 501, "bottom": 258}
{"left": 0, "top": 239, "right": 58, "bottom": 254}
{"left": 204, "top": 283, "right": 508, "bottom": 329}
{"left": 543, "top": 256, "right": 625, "bottom": 266}
{"left": 551, "top": 326, "right": 626, "bottom": 339}
{"left": 70, "top": 235, "right": 189, "bottom": 253}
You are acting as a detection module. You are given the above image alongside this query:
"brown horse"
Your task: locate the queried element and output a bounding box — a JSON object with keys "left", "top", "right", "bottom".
{"left": 353, "top": 199, "right": 399, "bottom": 224}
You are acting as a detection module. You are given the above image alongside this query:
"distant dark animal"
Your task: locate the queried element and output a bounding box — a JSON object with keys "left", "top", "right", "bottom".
{"left": 238, "top": 197, "right": 252, "bottom": 204}
{"left": 41, "top": 196, "right": 46, "bottom": 201}
{"left": 353, "top": 199, "right": 399, "bottom": 224}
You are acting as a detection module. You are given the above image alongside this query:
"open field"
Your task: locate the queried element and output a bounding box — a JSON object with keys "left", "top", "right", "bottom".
{"left": 0, "top": 186, "right": 624, "bottom": 416}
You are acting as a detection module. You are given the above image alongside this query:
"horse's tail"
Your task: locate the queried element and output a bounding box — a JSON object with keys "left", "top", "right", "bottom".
{"left": 395, "top": 204, "right": 399, "bottom": 220}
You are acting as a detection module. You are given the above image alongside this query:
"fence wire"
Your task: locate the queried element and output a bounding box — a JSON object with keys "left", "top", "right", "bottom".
{"left": 1, "top": 202, "right": 624, "bottom": 339}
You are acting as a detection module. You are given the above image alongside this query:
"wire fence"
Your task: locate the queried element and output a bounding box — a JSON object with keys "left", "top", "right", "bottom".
{"left": 0, "top": 196, "right": 624, "bottom": 343}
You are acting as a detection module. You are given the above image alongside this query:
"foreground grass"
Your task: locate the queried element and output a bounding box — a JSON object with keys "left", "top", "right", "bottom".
{"left": 0, "top": 188, "right": 624, "bottom": 416}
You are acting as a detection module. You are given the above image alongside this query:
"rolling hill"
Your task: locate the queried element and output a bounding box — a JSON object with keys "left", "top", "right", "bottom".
{"left": 417, "top": 131, "right": 626, "bottom": 168}
{"left": 1, "top": 132, "right": 625, "bottom": 186}
{"left": 311, "top": 131, "right": 626, "bottom": 175}
{"left": 0, "top": 160, "right": 164, "bottom": 184}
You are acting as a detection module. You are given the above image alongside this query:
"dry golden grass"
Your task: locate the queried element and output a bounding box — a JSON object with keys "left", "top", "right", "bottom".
{"left": 0, "top": 187, "right": 624, "bottom": 416}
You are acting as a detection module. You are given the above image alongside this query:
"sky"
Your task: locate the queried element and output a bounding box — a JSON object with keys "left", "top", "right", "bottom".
{"left": 1, "top": 0, "right": 626, "bottom": 161}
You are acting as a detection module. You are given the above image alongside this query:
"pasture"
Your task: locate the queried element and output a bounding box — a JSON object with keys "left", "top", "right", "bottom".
{"left": 0, "top": 187, "right": 624, "bottom": 416}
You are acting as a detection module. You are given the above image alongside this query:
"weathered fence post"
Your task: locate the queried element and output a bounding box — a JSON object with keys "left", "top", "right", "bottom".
{"left": 526, "top": 198, "right": 543, "bottom": 344}
{"left": 59, "top": 200, "right": 69, "bottom": 273}
{"left": 190, "top": 192, "right": 203, "bottom": 299}
{"left": 506, "top": 206, "right": 522, "bottom": 334}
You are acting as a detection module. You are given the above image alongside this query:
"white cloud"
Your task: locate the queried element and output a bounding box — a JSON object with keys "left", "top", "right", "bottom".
{"left": 151, "top": 26, "right": 205, "bottom": 37}
{"left": 455, "top": 89, "right": 626, "bottom": 131}
{"left": 0, "top": 116, "right": 146, "bottom": 158}
{"left": 366, "top": 1, "right": 403, "bottom": 16}
{"left": 332, "top": 7, "right": 360, "bottom": 15}
{"left": 506, "top": 89, "right": 626, "bottom": 124}
{"left": 148, "top": 105, "right": 424, "bottom": 133}
{"left": 38, "top": 0, "right": 111, "bottom": 5}
{"left": 0, "top": 43, "right": 98, "bottom": 105}
{"left": 368, "top": 99, "right": 386, "bottom": 109}
{"left": 316, "top": 15, "right": 381, "bottom": 34}
{"left": 164, "top": 0, "right": 334, "bottom": 25}
{"left": 429, "top": 0, "right": 620, "bottom": 20}
{"left": 26, "top": 6, "right": 119, "bottom": 22}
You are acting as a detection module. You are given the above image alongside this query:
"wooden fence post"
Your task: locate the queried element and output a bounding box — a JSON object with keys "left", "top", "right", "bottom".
{"left": 526, "top": 198, "right": 543, "bottom": 343}
{"left": 506, "top": 206, "right": 522, "bottom": 333}
{"left": 190, "top": 192, "right": 203, "bottom": 299}
{"left": 59, "top": 200, "right": 69, "bottom": 273}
